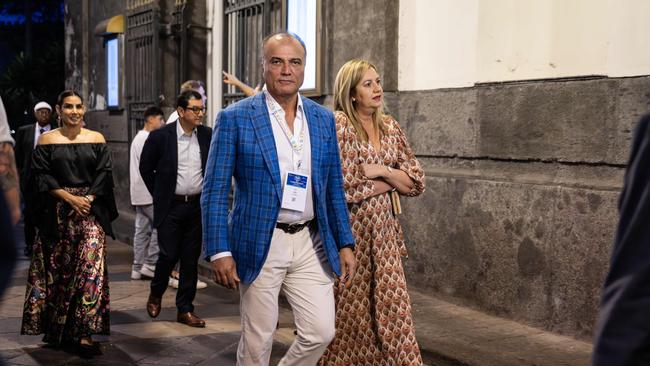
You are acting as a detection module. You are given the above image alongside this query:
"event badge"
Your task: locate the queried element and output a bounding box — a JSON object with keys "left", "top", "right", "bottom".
{"left": 281, "top": 171, "right": 309, "bottom": 212}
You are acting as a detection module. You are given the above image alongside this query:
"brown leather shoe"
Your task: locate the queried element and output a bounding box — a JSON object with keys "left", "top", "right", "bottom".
{"left": 177, "top": 312, "right": 206, "bottom": 328}
{"left": 146, "top": 295, "right": 161, "bottom": 318}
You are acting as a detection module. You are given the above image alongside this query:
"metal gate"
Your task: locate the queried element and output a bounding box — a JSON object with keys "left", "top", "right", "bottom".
{"left": 125, "top": 0, "right": 161, "bottom": 141}
{"left": 223, "top": 0, "right": 283, "bottom": 106}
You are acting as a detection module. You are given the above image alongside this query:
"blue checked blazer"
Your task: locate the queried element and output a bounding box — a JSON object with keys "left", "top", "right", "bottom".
{"left": 201, "top": 93, "right": 355, "bottom": 284}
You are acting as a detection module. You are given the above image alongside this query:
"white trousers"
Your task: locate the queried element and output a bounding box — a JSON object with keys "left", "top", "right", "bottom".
{"left": 237, "top": 227, "right": 336, "bottom": 366}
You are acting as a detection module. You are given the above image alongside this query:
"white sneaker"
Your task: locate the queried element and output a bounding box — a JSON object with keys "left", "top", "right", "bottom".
{"left": 196, "top": 279, "right": 208, "bottom": 289}
{"left": 167, "top": 276, "right": 208, "bottom": 289}
{"left": 131, "top": 270, "right": 142, "bottom": 280}
{"left": 140, "top": 264, "right": 156, "bottom": 278}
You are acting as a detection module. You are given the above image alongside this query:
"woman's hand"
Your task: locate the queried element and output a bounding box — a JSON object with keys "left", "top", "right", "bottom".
{"left": 361, "top": 164, "right": 415, "bottom": 195}
{"left": 66, "top": 194, "right": 91, "bottom": 216}
{"left": 360, "top": 163, "right": 389, "bottom": 179}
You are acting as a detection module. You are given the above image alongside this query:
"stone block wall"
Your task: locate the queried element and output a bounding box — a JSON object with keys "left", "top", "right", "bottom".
{"left": 325, "top": 0, "right": 650, "bottom": 339}
{"left": 388, "top": 76, "right": 650, "bottom": 339}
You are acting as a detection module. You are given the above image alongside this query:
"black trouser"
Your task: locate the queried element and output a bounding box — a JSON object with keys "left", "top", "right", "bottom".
{"left": 23, "top": 212, "right": 36, "bottom": 256}
{"left": 150, "top": 200, "right": 202, "bottom": 313}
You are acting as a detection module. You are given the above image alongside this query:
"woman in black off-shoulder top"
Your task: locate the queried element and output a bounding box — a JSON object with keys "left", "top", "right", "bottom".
{"left": 20, "top": 90, "right": 117, "bottom": 354}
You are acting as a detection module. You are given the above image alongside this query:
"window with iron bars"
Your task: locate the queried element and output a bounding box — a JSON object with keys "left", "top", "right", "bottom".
{"left": 223, "top": 0, "right": 284, "bottom": 106}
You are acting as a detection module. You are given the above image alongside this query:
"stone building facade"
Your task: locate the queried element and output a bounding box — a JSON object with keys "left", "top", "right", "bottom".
{"left": 64, "top": 0, "right": 650, "bottom": 340}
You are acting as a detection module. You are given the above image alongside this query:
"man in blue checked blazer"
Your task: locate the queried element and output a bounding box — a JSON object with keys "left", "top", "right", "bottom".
{"left": 201, "top": 33, "right": 356, "bottom": 365}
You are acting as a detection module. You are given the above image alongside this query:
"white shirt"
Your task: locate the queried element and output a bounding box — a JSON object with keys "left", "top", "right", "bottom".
{"left": 34, "top": 124, "right": 51, "bottom": 148}
{"left": 166, "top": 111, "right": 178, "bottom": 124}
{"left": 211, "top": 91, "right": 313, "bottom": 262}
{"left": 130, "top": 129, "right": 153, "bottom": 205}
{"left": 175, "top": 121, "right": 203, "bottom": 195}
{"left": 265, "top": 91, "right": 314, "bottom": 224}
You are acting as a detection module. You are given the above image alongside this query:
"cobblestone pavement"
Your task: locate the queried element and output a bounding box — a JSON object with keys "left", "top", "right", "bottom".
{"left": 0, "top": 236, "right": 296, "bottom": 365}
{"left": 0, "top": 223, "right": 593, "bottom": 365}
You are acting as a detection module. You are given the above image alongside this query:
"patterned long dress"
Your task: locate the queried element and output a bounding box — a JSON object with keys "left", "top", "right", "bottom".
{"left": 320, "top": 112, "right": 425, "bottom": 366}
{"left": 21, "top": 143, "right": 117, "bottom": 345}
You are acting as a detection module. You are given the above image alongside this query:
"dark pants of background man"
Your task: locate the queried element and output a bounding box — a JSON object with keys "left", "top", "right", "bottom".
{"left": 22, "top": 211, "right": 36, "bottom": 256}
{"left": 150, "top": 199, "right": 202, "bottom": 313}
{"left": 21, "top": 191, "right": 36, "bottom": 256}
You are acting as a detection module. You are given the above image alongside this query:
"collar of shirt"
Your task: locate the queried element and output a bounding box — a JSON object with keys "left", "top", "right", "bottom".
{"left": 264, "top": 90, "right": 304, "bottom": 123}
{"left": 176, "top": 120, "right": 196, "bottom": 140}
{"left": 264, "top": 90, "right": 313, "bottom": 224}
{"left": 166, "top": 110, "right": 179, "bottom": 125}
{"left": 34, "top": 124, "right": 51, "bottom": 147}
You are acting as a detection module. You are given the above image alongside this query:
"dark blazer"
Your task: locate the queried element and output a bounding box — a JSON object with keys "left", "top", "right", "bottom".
{"left": 139, "top": 121, "right": 212, "bottom": 227}
{"left": 592, "top": 114, "right": 650, "bottom": 365}
{"left": 14, "top": 124, "right": 37, "bottom": 192}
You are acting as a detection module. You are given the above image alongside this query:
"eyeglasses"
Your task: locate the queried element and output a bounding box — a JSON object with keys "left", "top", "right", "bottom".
{"left": 185, "top": 107, "right": 206, "bottom": 115}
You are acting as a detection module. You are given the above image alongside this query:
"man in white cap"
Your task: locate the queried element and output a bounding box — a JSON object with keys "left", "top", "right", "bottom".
{"left": 14, "top": 101, "right": 53, "bottom": 256}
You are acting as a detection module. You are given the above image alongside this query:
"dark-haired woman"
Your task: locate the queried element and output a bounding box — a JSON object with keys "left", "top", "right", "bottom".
{"left": 21, "top": 90, "right": 118, "bottom": 352}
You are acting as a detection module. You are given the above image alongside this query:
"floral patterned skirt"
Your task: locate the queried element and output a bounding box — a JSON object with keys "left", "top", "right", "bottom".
{"left": 21, "top": 187, "right": 110, "bottom": 345}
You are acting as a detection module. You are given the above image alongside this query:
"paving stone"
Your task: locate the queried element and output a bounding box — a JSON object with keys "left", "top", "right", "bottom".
{"left": 1, "top": 228, "right": 593, "bottom": 365}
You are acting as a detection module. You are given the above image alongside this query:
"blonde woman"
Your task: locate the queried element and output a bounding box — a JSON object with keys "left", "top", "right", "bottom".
{"left": 320, "top": 60, "right": 425, "bottom": 365}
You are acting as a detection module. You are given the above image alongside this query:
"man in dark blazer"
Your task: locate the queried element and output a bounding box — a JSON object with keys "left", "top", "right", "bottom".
{"left": 139, "top": 90, "right": 212, "bottom": 327}
{"left": 14, "top": 101, "right": 52, "bottom": 256}
{"left": 593, "top": 113, "right": 650, "bottom": 365}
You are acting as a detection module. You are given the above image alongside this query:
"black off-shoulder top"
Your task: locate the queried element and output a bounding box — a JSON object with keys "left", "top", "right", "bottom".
{"left": 30, "top": 143, "right": 118, "bottom": 240}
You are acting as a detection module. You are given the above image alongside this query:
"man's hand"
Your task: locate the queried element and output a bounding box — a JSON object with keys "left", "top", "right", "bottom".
{"left": 222, "top": 70, "right": 242, "bottom": 87}
{"left": 338, "top": 247, "right": 356, "bottom": 289}
{"left": 210, "top": 256, "right": 240, "bottom": 290}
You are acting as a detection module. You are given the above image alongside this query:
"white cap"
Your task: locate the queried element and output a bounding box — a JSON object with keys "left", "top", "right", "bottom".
{"left": 34, "top": 101, "right": 52, "bottom": 112}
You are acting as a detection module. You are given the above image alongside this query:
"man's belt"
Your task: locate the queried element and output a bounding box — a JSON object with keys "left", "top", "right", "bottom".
{"left": 173, "top": 193, "right": 201, "bottom": 202}
{"left": 276, "top": 220, "right": 313, "bottom": 234}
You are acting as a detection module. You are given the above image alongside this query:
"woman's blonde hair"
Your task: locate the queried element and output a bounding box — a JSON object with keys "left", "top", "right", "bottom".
{"left": 333, "top": 59, "right": 387, "bottom": 142}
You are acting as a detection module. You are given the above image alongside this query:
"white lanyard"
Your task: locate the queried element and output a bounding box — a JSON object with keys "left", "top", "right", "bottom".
{"left": 265, "top": 92, "right": 306, "bottom": 170}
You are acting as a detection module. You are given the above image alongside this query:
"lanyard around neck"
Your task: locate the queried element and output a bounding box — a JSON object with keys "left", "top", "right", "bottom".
{"left": 265, "top": 92, "right": 306, "bottom": 156}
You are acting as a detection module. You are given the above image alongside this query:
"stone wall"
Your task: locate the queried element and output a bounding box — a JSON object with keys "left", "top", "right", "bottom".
{"left": 324, "top": 0, "right": 649, "bottom": 339}
{"left": 388, "top": 76, "right": 650, "bottom": 340}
